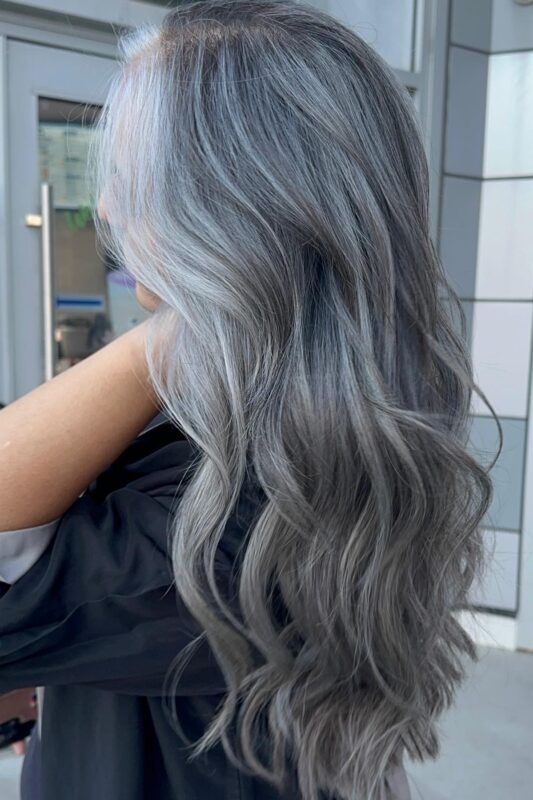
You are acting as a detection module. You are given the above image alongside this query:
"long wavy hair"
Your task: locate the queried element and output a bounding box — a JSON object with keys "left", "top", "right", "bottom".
{"left": 88, "top": 2, "right": 501, "bottom": 798}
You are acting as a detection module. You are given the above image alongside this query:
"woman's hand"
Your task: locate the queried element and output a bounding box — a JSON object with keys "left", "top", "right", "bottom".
{"left": 0, "top": 322, "right": 160, "bottom": 530}
{"left": 11, "top": 740, "right": 27, "bottom": 756}
{"left": 0, "top": 688, "right": 38, "bottom": 756}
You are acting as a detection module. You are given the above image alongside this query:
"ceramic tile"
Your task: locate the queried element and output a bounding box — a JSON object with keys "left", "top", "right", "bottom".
{"left": 469, "top": 529, "right": 520, "bottom": 612}
{"left": 468, "top": 415, "right": 527, "bottom": 532}
{"left": 470, "top": 301, "right": 532, "bottom": 417}
{"left": 445, "top": 47, "right": 489, "bottom": 178}
{"left": 484, "top": 52, "right": 533, "bottom": 177}
{"left": 476, "top": 179, "right": 533, "bottom": 299}
{"left": 440, "top": 176, "right": 481, "bottom": 298}
{"left": 491, "top": 0, "right": 533, "bottom": 52}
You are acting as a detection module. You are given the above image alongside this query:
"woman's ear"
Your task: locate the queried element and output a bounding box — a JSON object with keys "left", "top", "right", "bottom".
{"left": 135, "top": 282, "right": 162, "bottom": 312}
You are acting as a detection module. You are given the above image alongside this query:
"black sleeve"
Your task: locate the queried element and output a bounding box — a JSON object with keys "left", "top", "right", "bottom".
{"left": 0, "top": 427, "right": 232, "bottom": 697}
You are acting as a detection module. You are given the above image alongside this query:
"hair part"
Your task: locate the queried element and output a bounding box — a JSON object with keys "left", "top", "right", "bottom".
{"left": 88, "top": 2, "right": 501, "bottom": 798}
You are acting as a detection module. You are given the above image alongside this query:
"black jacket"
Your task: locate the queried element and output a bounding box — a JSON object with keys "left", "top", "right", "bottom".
{"left": 0, "top": 414, "right": 271, "bottom": 800}
{"left": 0, "top": 414, "right": 411, "bottom": 800}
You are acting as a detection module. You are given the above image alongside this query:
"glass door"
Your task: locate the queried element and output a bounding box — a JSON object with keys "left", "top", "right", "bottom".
{"left": 6, "top": 41, "right": 150, "bottom": 399}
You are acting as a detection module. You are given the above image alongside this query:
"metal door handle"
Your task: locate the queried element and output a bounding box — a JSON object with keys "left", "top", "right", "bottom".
{"left": 25, "top": 183, "right": 55, "bottom": 381}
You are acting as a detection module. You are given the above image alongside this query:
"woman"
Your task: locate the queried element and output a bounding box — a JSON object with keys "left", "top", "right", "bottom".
{"left": 0, "top": 2, "right": 499, "bottom": 799}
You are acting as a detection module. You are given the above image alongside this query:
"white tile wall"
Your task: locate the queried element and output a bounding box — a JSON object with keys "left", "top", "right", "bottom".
{"left": 483, "top": 51, "right": 533, "bottom": 178}
{"left": 445, "top": 1, "right": 533, "bottom": 636}
{"left": 470, "top": 301, "right": 532, "bottom": 418}
{"left": 476, "top": 179, "right": 533, "bottom": 300}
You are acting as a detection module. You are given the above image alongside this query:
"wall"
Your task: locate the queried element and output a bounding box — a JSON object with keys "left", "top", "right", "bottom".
{"left": 439, "top": 0, "right": 533, "bottom": 648}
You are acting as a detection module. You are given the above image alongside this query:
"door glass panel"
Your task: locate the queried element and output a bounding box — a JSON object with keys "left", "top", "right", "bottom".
{"left": 38, "top": 97, "right": 150, "bottom": 376}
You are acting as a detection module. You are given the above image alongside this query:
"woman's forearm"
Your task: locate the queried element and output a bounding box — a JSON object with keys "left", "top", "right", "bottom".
{"left": 0, "top": 322, "right": 160, "bottom": 530}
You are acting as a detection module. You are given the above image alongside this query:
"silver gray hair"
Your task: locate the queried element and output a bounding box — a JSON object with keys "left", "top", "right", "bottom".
{"left": 88, "top": 2, "right": 500, "bottom": 798}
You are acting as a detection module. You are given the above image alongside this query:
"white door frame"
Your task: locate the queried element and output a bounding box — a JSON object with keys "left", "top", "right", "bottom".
{"left": 0, "top": 37, "right": 118, "bottom": 401}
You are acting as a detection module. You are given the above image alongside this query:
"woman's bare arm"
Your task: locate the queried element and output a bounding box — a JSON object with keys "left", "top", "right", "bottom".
{"left": 0, "top": 321, "right": 160, "bottom": 531}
